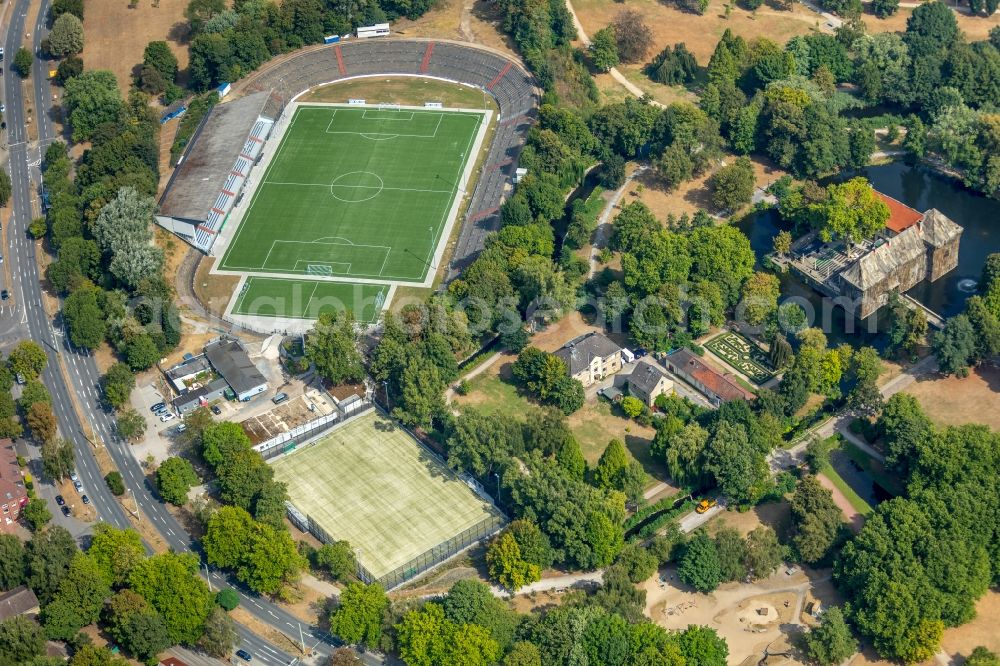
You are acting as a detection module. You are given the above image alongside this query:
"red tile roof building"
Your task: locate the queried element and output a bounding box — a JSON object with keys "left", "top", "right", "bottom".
{"left": 875, "top": 191, "right": 924, "bottom": 234}
{"left": 664, "top": 349, "right": 755, "bottom": 406}
{"left": 0, "top": 440, "right": 28, "bottom": 532}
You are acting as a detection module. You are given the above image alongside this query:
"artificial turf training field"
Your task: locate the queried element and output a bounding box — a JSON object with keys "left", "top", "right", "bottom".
{"left": 231, "top": 276, "right": 388, "bottom": 323}
{"left": 218, "top": 105, "right": 484, "bottom": 284}
{"left": 271, "top": 410, "right": 501, "bottom": 581}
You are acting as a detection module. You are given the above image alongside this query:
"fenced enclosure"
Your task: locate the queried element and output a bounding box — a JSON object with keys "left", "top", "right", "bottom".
{"left": 274, "top": 409, "right": 504, "bottom": 589}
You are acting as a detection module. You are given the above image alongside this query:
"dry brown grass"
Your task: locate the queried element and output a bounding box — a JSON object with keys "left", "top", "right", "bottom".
{"left": 82, "top": 0, "right": 190, "bottom": 97}
{"left": 193, "top": 257, "right": 241, "bottom": 318}
{"left": 903, "top": 365, "right": 1000, "bottom": 431}
{"left": 621, "top": 156, "right": 786, "bottom": 221}
{"left": 394, "top": 0, "right": 519, "bottom": 58}
{"left": 573, "top": 0, "right": 821, "bottom": 62}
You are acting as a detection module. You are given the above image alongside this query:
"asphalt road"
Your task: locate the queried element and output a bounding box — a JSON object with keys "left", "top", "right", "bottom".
{"left": 2, "top": 2, "right": 364, "bottom": 664}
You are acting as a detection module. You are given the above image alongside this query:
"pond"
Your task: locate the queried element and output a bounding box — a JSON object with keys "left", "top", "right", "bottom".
{"left": 739, "top": 161, "right": 1000, "bottom": 321}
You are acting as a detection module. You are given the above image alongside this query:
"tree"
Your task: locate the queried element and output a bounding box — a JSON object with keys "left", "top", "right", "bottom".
{"left": 13, "top": 47, "right": 32, "bottom": 78}
{"left": 48, "top": 12, "right": 84, "bottom": 56}
{"left": 820, "top": 178, "right": 890, "bottom": 246}
{"left": 185, "top": 0, "right": 226, "bottom": 33}
{"left": 0, "top": 169, "right": 11, "bottom": 207}
{"left": 679, "top": 624, "right": 729, "bottom": 666}
{"left": 41, "top": 438, "right": 75, "bottom": 481}
{"left": 307, "top": 311, "right": 365, "bottom": 385}
{"left": 128, "top": 551, "right": 213, "bottom": 645}
{"left": 18, "top": 380, "right": 52, "bottom": 413}
{"left": 504, "top": 642, "right": 543, "bottom": 666}
{"left": 593, "top": 439, "right": 647, "bottom": 503}
{"left": 8, "top": 340, "right": 47, "bottom": 379}
{"left": 804, "top": 606, "right": 858, "bottom": 665}
{"left": 967, "top": 648, "right": 1000, "bottom": 666}
{"left": 933, "top": 314, "right": 977, "bottom": 375}
{"left": 740, "top": 272, "right": 780, "bottom": 327}
{"left": 709, "top": 157, "right": 755, "bottom": 211}
{"left": 648, "top": 43, "right": 699, "bottom": 86}
{"left": 198, "top": 606, "right": 238, "bottom": 658}
{"left": 791, "top": 476, "right": 844, "bottom": 563}
{"left": 714, "top": 527, "right": 749, "bottom": 582}
{"left": 50, "top": 0, "right": 84, "bottom": 19}
{"left": 142, "top": 41, "right": 178, "bottom": 83}
{"left": 63, "top": 70, "right": 126, "bottom": 141}
{"left": 0, "top": 534, "right": 24, "bottom": 590}
{"left": 89, "top": 525, "right": 145, "bottom": 586}
{"left": 201, "top": 421, "right": 251, "bottom": 468}
{"left": 745, "top": 526, "right": 782, "bottom": 579}
{"left": 102, "top": 363, "right": 136, "bottom": 408}
{"left": 43, "top": 553, "right": 112, "bottom": 639}
{"left": 656, "top": 143, "right": 694, "bottom": 191}
{"left": 329, "top": 583, "right": 388, "bottom": 649}
{"left": 55, "top": 55, "right": 84, "bottom": 84}
{"left": 678, "top": 532, "right": 723, "bottom": 592}
{"left": 613, "top": 9, "right": 652, "bottom": 63}
{"left": 705, "top": 422, "right": 770, "bottom": 504}
{"left": 590, "top": 27, "right": 620, "bottom": 72}
{"left": 442, "top": 579, "right": 519, "bottom": 650}
{"left": 155, "top": 456, "right": 199, "bottom": 505}
{"left": 116, "top": 409, "right": 147, "bottom": 441}
{"left": 313, "top": 542, "right": 356, "bottom": 581}
{"left": 0, "top": 615, "right": 45, "bottom": 663}
{"left": 871, "top": 0, "right": 899, "bottom": 16}
{"left": 216, "top": 588, "right": 240, "bottom": 611}
{"left": 22, "top": 499, "right": 52, "bottom": 531}
{"left": 487, "top": 531, "right": 541, "bottom": 591}
{"left": 102, "top": 471, "right": 124, "bottom": 496}
{"left": 70, "top": 645, "right": 130, "bottom": 666}
{"left": 25, "top": 525, "right": 77, "bottom": 603}
{"left": 27, "top": 403, "right": 58, "bottom": 444}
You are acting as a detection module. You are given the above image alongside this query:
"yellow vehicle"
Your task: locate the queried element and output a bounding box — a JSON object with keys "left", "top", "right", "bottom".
{"left": 695, "top": 499, "right": 717, "bottom": 514}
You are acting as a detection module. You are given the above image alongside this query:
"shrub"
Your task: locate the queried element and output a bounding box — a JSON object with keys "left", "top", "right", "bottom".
{"left": 104, "top": 471, "right": 125, "bottom": 496}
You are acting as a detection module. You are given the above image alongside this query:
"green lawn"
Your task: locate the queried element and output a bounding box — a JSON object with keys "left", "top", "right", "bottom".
{"left": 219, "top": 105, "right": 484, "bottom": 283}
{"left": 818, "top": 436, "right": 874, "bottom": 518}
{"left": 232, "top": 277, "right": 388, "bottom": 322}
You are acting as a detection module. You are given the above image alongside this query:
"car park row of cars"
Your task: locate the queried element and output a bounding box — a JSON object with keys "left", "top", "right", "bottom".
{"left": 151, "top": 401, "right": 176, "bottom": 422}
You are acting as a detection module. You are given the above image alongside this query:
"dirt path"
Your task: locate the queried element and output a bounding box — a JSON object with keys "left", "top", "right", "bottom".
{"left": 588, "top": 165, "right": 648, "bottom": 278}
{"left": 816, "top": 473, "right": 864, "bottom": 533}
{"left": 445, "top": 351, "right": 503, "bottom": 404}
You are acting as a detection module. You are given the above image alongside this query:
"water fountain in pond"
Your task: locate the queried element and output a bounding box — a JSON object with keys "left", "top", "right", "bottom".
{"left": 957, "top": 279, "right": 979, "bottom": 293}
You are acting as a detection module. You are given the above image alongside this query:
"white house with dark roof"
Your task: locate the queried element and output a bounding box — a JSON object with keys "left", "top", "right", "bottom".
{"left": 626, "top": 360, "right": 674, "bottom": 406}
{"left": 554, "top": 332, "right": 623, "bottom": 388}
{"left": 204, "top": 338, "right": 268, "bottom": 401}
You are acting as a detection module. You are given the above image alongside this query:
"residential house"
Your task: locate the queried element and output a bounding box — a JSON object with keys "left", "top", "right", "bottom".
{"left": 0, "top": 586, "right": 39, "bottom": 621}
{"left": 0, "top": 440, "right": 27, "bottom": 532}
{"left": 626, "top": 360, "right": 674, "bottom": 407}
{"left": 664, "top": 348, "right": 754, "bottom": 406}
{"left": 554, "top": 332, "right": 624, "bottom": 388}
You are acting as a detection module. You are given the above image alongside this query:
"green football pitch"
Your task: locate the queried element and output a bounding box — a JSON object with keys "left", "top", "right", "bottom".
{"left": 272, "top": 410, "right": 502, "bottom": 581}
{"left": 218, "top": 105, "right": 484, "bottom": 283}
{"left": 232, "top": 277, "right": 389, "bottom": 323}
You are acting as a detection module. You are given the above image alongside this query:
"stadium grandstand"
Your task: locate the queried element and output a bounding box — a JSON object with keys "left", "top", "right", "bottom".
{"left": 156, "top": 91, "right": 283, "bottom": 253}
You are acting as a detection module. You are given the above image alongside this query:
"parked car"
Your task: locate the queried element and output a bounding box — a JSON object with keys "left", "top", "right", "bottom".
{"left": 70, "top": 472, "right": 78, "bottom": 482}
{"left": 211, "top": 405, "right": 222, "bottom": 415}
{"left": 159, "top": 412, "right": 176, "bottom": 423}
{"left": 235, "top": 649, "right": 253, "bottom": 661}
{"left": 0, "top": 290, "right": 8, "bottom": 300}
{"left": 61, "top": 506, "right": 71, "bottom": 517}
{"left": 55, "top": 495, "right": 64, "bottom": 506}
{"left": 271, "top": 392, "right": 289, "bottom": 405}
{"left": 73, "top": 480, "right": 83, "bottom": 492}
{"left": 81, "top": 495, "right": 90, "bottom": 505}
{"left": 150, "top": 402, "right": 166, "bottom": 413}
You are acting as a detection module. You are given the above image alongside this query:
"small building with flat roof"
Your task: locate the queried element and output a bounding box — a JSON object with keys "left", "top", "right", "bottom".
{"left": 172, "top": 378, "right": 230, "bottom": 415}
